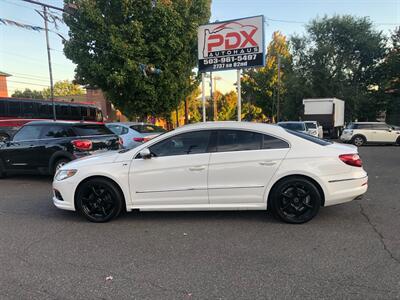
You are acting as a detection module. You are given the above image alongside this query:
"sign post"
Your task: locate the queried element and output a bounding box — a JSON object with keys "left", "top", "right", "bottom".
{"left": 201, "top": 73, "right": 206, "bottom": 122}
{"left": 197, "top": 15, "right": 265, "bottom": 122}
{"left": 237, "top": 69, "right": 241, "bottom": 121}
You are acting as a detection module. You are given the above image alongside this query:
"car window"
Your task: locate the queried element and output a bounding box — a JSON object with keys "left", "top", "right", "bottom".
{"left": 131, "top": 124, "right": 166, "bottom": 134}
{"left": 73, "top": 125, "right": 113, "bottom": 136}
{"left": 13, "top": 125, "right": 42, "bottom": 141}
{"left": 107, "top": 125, "right": 124, "bottom": 135}
{"left": 278, "top": 123, "right": 305, "bottom": 131}
{"left": 286, "top": 129, "right": 332, "bottom": 145}
{"left": 371, "top": 124, "right": 390, "bottom": 130}
{"left": 262, "top": 134, "right": 289, "bottom": 149}
{"left": 305, "top": 122, "right": 317, "bottom": 129}
{"left": 41, "top": 126, "right": 76, "bottom": 139}
{"left": 217, "top": 130, "right": 262, "bottom": 152}
{"left": 150, "top": 130, "right": 211, "bottom": 157}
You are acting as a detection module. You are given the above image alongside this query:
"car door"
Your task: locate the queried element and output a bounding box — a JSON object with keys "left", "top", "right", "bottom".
{"left": 2, "top": 125, "right": 42, "bottom": 171}
{"left": 130, "top": 130, "right": 212, "bottom": 207}
{"left": 372, "top": 124, "right": 397, "bottom": 143}
{"left": 208, "top": 130, "right": 290, "bottom": 205}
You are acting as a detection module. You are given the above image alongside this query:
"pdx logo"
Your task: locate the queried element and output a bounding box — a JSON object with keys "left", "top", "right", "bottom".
{"left": 202, "top": 21, "right": 259, "bottom": 58}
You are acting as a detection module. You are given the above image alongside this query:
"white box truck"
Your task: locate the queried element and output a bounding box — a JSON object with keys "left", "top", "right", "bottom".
{"left": 303, "top": 98, "right": 345, "bottom": 138}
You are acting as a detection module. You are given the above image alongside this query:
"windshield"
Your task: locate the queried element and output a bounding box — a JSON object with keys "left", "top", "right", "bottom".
{"left": 305, "top": 122, "right": 317, "bottom": 129}
{"left": 286, "top": 129, "right": 332, "bottom": 146}
{"left": 278, "top": 123, "right": 305, "bottom": 131}
{"left": 131, "top": 124, "right": 166, "bottom": 134}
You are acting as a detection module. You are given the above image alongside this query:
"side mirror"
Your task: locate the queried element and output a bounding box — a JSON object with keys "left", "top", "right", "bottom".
{"left": 139, "top": 148, "right": 152, "bottom": 159}
{"left": 388, "top": 128, "right": 393, "bottom": 132}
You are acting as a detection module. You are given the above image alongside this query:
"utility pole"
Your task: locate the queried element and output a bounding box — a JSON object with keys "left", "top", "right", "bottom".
{"left": 209, "top": 72, "right": 213, "bottom": 120}
{"left": 43, "top": 6, "right": 56, "bottom": 120}
{"left": 22, "top": 0, "right": 64, "bottom": 121}
{"left": 213, "top": 76, "right": 221, "bottom": 121}
{"left": 276, "top": 55, "right": 281, "bottom": 123}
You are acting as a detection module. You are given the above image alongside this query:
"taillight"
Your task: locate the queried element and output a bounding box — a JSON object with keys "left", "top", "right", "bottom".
{"left": 72, "top": 140, "right": 93, "bottom": 151}
{"left": 339, "top": 154, "right": 362, "bottom": 167}
{"left": 133, "top": 137, "right": 145, "bottom": 142}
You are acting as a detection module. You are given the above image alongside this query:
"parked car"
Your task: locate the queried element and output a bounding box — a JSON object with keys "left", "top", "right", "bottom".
{"left": 340, "top": 122, "right": 400, "bottom": 146}
{"left": 304, "top": 121, "right": 324, "bottom": 138}
{"left": 106, "top": 122, "right": 166, "bottom": 149}
{"left": 277, "top": 121, "right": 308, "bottom": 134}
{"left": 0, "top": 121, "right": 121, "bottom": 178}
{"left": 53, "top": 122, "right": 368, "bottom": 224}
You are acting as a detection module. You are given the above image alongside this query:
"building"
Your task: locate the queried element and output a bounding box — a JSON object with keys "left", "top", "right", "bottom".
{"left": 0, "top": 71, "right": 11, "bottom": 97}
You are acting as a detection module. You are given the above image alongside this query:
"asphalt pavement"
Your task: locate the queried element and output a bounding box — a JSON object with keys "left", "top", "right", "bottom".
{"left": 0, "top": 146, "right": 399, "bottom": 299}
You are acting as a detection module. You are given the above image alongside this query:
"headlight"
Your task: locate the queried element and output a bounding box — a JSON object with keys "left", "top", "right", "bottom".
{"left": 55, "top": 169, "right": 77, "bottom": 181}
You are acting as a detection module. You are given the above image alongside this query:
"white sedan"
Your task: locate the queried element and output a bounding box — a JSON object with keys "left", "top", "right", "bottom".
{"left": 53, "top": 122, "right": 368, "bottom": 224}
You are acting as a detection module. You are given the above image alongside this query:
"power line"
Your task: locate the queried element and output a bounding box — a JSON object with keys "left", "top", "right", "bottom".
{"left": 7, "top": 79, "right": 51, "bottom": 87}
{"left": 20, "top": 0, "right": 64, "bottom": 12}
{"left": 0, "top": 50, "right": 72, "bottom": 67}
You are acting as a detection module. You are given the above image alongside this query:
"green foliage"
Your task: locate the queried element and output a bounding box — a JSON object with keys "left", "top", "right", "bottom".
{"left": 242, "top": 31, "right": 291, "bottom": 119}
{"left": 63, "top": 0, "right": 211, "bottom": 118}
{"left": 288, "top": 15, "right": 387, "bottom": 121}
{"left": 11, "top": 88, "right": 44, "bottom": 99}
{"left": 42, "top": 80, "right": 85, "bottom": 99}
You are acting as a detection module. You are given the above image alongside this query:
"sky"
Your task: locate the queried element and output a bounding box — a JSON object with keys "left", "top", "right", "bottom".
{"left": 0, "top": 0, "right": 399, "bottom": 96}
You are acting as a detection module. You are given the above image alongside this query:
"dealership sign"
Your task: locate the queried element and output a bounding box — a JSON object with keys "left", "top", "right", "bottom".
{"left": 198, "top": 15, "right": 265, "bottom": 72}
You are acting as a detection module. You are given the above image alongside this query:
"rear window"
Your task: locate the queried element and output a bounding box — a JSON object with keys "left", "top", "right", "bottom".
{"left": 305, "top": 122, "right": 317, "bottom": 129}
{"left": 278, "top": 123, "right": 306, "bottom": 131}
{"left": 73, "top": 124, "right": 113, "bottom": 136}
{"left": 130, "top": 124, "right": 166, "bottom": 134}
{"left": 286, "top": 129, "right": 332, "bottom": 146}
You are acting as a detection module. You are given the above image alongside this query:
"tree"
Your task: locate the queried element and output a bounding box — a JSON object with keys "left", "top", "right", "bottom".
{"left": 378, "top": 27, "right": 400, "bottom": 124}
{"left": 241, "top": 31, "right": 291, "bottom": 120}
{"left": 63, "top": 0, "right": 211, "bottom": 119}
{"left": 12, "top": 88, "right": 44, "bottom": 99}
{"left": 288, "top": 15, "right": 387, "bottom": 121}
{"left": 42, "top": 80, "right": 85, "bottom": 98}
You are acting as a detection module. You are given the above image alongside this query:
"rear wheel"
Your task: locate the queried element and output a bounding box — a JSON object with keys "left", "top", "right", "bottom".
{"left": 0, "top": 160, "right": 6, "bottom": 179}
{"left": 270, "top": 177, "right": 321, "bottom": 224}
{"left": 53, "top": 158, "right": 70, "bottom": 175}
{"left": 76, "top": 178, "right": 123, "bottom": 222}
{"left": 0, "top": 133, "right": 9, "bottom": 142}
{"left": 351, "top": 135, "right": 366, "bottom": 147}
{"left": 396, "top": 137, "right": 400, "bottom": 146}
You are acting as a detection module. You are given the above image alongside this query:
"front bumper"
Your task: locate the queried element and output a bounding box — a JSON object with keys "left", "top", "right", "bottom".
{"left": 340, "top": 133, "right": 353, "bottom": 142}
{"left": 52, "top": 179, "right": 77, "bottom": 211}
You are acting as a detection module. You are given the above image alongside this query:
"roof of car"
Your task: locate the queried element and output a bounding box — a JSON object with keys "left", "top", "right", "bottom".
{"left": 352, "top": 122, "right": 386, "bottom": 124}
{"left": 26, "top": 120, "right": 99, "bottom": 126}
{"left": 277, "top": 121, "right": 305, "bottom": 124}
{"left": 106, "top": 122, "right": 156, "bottom": 126}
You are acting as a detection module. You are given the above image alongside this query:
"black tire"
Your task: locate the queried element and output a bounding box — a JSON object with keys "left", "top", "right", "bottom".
{"left": 0, "top": 133, "right": 9, "bottom": 143}
{"left": 52, "top": 158, "right": 70, "bottom": 175}
{"left": 396, "top": 137, "right": 400, "bottom": 146}
{"left": 0, "top": 160, "right": 6, "bottom": 179}
{"left": 75, "top": 178, "right": 123, "bottom": 223}
{"left": 351, "top": 135, "right": 366, "bottom": 147}
{"left": 269, "top": 177, "right": 322, "bottom": 224}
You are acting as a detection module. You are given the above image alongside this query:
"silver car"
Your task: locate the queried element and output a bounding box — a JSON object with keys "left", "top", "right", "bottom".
{"left": 106, "top": 122, "right": 166, "bottom": 149}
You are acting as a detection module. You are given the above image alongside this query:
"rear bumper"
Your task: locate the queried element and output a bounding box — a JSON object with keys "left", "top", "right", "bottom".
{"left": 324, "top": 174, "right": 368, "bottom": 206}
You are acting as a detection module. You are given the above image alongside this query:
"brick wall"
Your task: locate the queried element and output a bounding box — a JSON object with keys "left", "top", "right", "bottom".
{"left": 0, "top": 76, "right": 8, "bottom": 97}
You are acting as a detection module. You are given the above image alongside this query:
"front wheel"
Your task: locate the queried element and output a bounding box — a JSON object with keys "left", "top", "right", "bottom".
{"left": 352, "top": 135, "right": 366, "bottom": 147}
{"left": 269, "top": 177, "right": 321, "bottom": 224}
{"left": 75, "top": 178, "right": 123, "bottom": 222}
{"left": 396, "top": 137, "right": 400, "bottom": 146}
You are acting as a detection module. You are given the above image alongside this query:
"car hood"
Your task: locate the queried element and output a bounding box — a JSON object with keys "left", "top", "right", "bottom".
{"left": 62, "top": 150, "right": 120, "bottom": 169}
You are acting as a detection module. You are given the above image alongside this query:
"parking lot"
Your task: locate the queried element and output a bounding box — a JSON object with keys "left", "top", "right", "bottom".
{"left": 0, "top": 145, "right": 399, "bottom": 299}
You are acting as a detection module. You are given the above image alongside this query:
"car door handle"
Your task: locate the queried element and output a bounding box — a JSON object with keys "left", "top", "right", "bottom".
{"left": 259, "top": 161, "right": 276, "bottom": 166}
{"left": 189, "top": 166, "right": 206, "bottom": 171}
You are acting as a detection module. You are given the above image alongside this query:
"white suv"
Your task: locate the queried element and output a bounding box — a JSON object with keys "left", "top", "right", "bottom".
{"left": 340, "top": 122, "right": 400, "bottom": 146}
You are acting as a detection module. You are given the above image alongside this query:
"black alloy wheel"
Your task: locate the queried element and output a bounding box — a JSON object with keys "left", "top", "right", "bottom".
{"left": 76, "top": 178, "right": 123, "bottom": 222}
{"left": 270, "top": 177, "right": 321, "bottom": 224}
